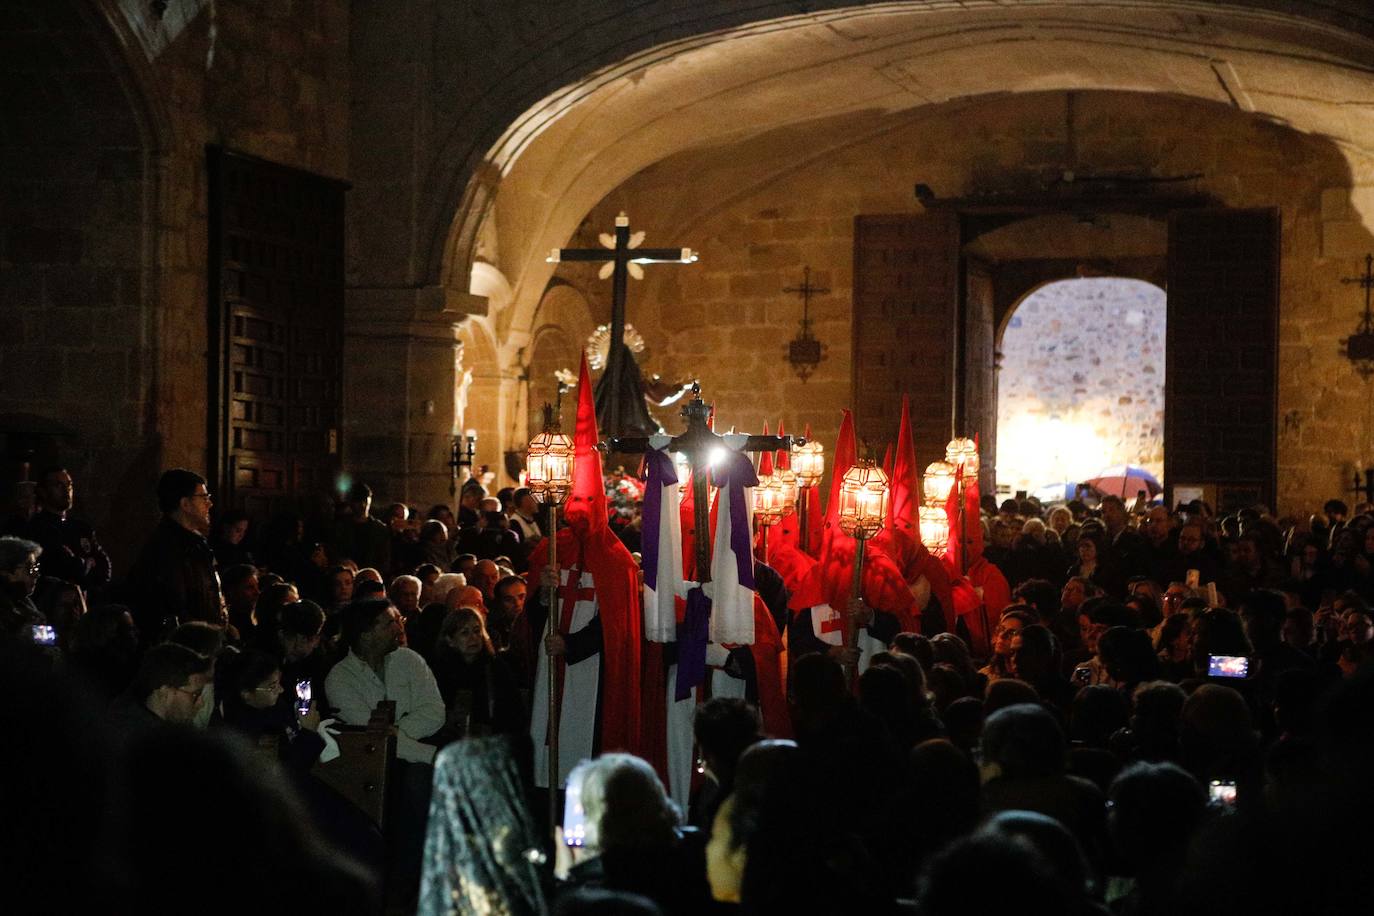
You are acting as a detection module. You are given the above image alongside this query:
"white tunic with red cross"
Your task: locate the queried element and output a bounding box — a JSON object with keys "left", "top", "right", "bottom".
{"left": 811, "top": 603, "right": 886, "bottom": 674}
{"left": 530, "top": 568, "right": 600, "bottom": 789}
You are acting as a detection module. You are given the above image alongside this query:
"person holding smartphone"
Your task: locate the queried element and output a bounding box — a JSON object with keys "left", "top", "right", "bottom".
{"left": 220, "top": 648, "right": 324, "bottom": 773}
{"left": 0, "top": 536, "right": 46, "bottom": 642}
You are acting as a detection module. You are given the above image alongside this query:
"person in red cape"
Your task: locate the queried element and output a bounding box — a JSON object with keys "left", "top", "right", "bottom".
{"left": 515, "top": 355, "right": 645, "bottom": 789}
{"left": 941, "top": 457, "right": 1011, "bottom": 658}
{"left": 870, "top": 394, "right": 954, "bottom": 636}
{"left": 791, "top": 411, "right": 917, "bottom": 675}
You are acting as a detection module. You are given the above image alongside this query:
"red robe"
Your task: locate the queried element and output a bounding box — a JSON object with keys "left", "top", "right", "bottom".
{"left": 525, "top": 525, "right": 645, "bottom": 759}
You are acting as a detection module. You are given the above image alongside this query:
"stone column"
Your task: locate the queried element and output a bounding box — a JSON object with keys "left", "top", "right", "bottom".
{"left": 344, "top": 285, "right": 486, "bottom": 510}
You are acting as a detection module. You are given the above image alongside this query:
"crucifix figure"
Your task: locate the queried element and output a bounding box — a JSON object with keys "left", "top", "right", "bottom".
{"left": 549, "top": 212, "right": 698, "bottom": 438}
{"left": 606, "top": 384, "right": 797, "bottom": 581}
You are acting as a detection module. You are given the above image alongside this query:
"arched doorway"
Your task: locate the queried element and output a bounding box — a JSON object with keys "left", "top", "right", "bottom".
{"left": 996, "top": 278, "right": 1166, "bottom": 502}
{"left": 0, "top": 0, "right": 167, "bottom": 566}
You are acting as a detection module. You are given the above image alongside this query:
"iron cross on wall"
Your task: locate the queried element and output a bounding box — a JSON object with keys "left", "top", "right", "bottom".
{"left": 548, "top": 213, "right": 698, "bottom": 437}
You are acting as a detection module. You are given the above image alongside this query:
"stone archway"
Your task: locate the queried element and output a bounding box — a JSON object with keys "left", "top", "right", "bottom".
{"left": 0, "top": 0, "right": 171, "bottom": 565}
{"left": 995, "top": 277, "right": 1168, "bottom": 499}
{"left": 526, "top": 283, "right": 596, "bottom": 431}
{"left": 346, "top": 1, "right": 1374, "bottom": 512}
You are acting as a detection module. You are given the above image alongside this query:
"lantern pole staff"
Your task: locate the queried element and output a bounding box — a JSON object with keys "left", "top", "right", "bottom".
{"left": 604, "top": 384, "right": 797, "bottom": 581}
{"left": 526, "top": 404, "right": 573, "bottom": 837}
{"left": 838, "top": 453, "right": 889, "bottom": 690}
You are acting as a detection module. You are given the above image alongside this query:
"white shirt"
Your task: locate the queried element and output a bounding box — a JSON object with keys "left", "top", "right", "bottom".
{"left": 510, "top": 512, "right": 542, "bottom": 546}
{"left": 325, "top": 647, "right": 446, "bottom": 763}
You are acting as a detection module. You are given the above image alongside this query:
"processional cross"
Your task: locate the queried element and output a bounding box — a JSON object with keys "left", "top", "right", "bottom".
{"left": 549, "top": 212, "right": 698, "bottom": 437}
{"left": 604, "top": 386, "right": 799, "bottom": 581}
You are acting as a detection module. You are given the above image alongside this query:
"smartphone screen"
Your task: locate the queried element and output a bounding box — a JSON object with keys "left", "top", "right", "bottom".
{"left": 563, "top": 763, "right": 589, "bottom": 847}
{"left": 1208, "top": 655, "right": 1249, "bottom": 678}
{"left": 294, "top": 679, "right": 312, "bottom": 716}
{"left": 1209, "top": 779, "right": 1238, "bottom": 809}
{"left": 31, "top": 624, "right": 57, "bottom": 646}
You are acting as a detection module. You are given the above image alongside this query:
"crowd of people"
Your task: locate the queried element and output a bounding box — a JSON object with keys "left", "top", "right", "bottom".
{"left": 6, "top": 451, "right": 1374, "bottom": 916}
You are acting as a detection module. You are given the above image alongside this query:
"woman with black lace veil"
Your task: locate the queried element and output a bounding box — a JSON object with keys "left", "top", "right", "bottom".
{"left": 420, "top": 734, "right": 548, "bottom": 916}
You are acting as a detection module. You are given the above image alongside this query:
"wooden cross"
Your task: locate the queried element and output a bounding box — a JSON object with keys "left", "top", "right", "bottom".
{"left": 604, "top": 384, "right": 798, "bottom": 582}
{"left": 549, "top": 212, "right": 698, "bottom": 437}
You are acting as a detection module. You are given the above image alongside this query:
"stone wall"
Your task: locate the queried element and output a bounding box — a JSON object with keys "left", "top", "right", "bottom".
{"left": 996, "top": 278, "right": 1167, "bottom": 497}
{"left": 0, "top": 0, "right": 349, "bottom": 567}
{"left": 558, "top": 91, "right": 1374, "bottom": 514}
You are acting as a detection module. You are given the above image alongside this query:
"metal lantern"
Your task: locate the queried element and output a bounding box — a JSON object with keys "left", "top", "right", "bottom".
{"left": 752, "top": 473, "right": 787, "bottom": 526}
{"left": 526, "top": 407, "right": 575, "bottom": 505}
{"left": 945, "top": 437, "right": 979, "bottom": 477}
{"left": 919, "top": 505, "right": 950, "bottom": 555}
{"left": 837, "top": 458, "right": 890, "bottom": 539}
{"left": 923, "top": 461, "right": 958, "bottom": 505}
{"left": 773, "top": 466, "right": 799, "bottom": 515}
{"left": 792, "top": 440, "right": 825, "bottom": 489}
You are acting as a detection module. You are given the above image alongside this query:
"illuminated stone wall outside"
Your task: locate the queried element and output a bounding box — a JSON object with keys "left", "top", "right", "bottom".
{"left": 996, "top": 278, "right": 1166, "bottom": 498}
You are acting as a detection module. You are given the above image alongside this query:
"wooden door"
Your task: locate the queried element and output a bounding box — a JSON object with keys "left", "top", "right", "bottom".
{"left": 1165, "top": 208, "right": 1279, "bottom": 512}
{"left": 209, "top": 148, "right": 347, "bottom": 519}
{"left": 852, "top": 212, "right": 960, "bottom": 468}
{"left": 961, "top": 255, "right": 997, "bottom": 492}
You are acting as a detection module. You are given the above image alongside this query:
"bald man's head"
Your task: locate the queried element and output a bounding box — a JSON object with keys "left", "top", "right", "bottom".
{"left": 471, "top": 559, "right": 500, "bottom": 598}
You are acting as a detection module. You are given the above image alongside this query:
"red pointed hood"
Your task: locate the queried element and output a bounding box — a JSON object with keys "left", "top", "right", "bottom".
{"left": 882, "top": 443, "right": 894, "bottom": 479}
{"left": 873, "top": 395, "right": 922, "bottom": 572}
{"left": 775, "top": 421, "right": 789, "bottom": 470}
{"left": 820, "top": 411, "right": 857, "bottom": 557}
{"left": 812, "top": 410, "right": 917, "bottom": 628}
{"left": 563, "top": 355, "right": 607, "bottom": 536}
{"left": 757, "top": 421, "right": 775, "bottom": 477}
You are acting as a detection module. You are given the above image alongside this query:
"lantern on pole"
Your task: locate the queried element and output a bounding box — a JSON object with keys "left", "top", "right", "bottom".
{"left": 837, "top": 456, "right": 889, "bottom": 685}
{"left": 922, "top": 460, "right": 958, "bottom": 506}
{"left": 752, "top": 472, "right": 786, "bottom": 560}
{"left": 919, "top": 505, "right": 950, "bottom": 555}
{"left": 773, "top": 466, "right": 799, "bottom": 515}
{"left": 792, "top": 439, "right": 824, "bottom": 553}
{"left": 526, "top": 403, "right": 574, "bottom": 831}
{"left": 945, "top": 437, "right": 979, "bottom": 477}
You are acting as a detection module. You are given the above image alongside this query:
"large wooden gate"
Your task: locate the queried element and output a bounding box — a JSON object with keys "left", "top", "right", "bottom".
{"left": 852, "top": 212, "right": 960, "bottom": 469}
{"left": 1165, "top": 208, "right": 1279, "bottom": 511}
{"left": 208, "top": 148, "right": 347, "bottom": 518}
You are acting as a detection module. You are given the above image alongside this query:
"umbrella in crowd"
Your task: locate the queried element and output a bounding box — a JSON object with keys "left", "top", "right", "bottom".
{"left": 1085, "top": 464, "right": 1162, "bottom": 499}
{"left": 1030, "top": 481, "right": 1085, "bottom": 504}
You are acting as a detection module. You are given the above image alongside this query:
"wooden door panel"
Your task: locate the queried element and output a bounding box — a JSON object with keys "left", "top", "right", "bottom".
{"left": 1165, "top": 208, "right": 1278, "bottom": 511}
{"left": 852, "top": 212, "right": 960, "bottom": 468}
{"left": 209, "top": 148, "right": 346, "bottom": 518}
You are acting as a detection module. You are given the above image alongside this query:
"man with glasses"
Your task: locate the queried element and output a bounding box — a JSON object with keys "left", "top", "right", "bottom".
{"left": 109, "top": 642, "right": 215, "bottom": 741}
{"left": 0, "top": 535, "right": 44, "bottom": 641}
{"left": 127, "top": 469, "right": 224, "bottom": 645}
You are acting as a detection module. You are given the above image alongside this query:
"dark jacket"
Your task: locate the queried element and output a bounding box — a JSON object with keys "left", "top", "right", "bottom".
{"left": 431, "top": 650, "right": 527, "bottom": 740}
{"left": 126, "top": 517, "right": 222, "bottom": 642}
{"left": 0, "top": 580, "right": 44, "bottom": 641}
{"left": 25, "top": 509, "right": 112, "bottom": 593}
{"left": 329, "top": 516, "right": 391, "bottom": 572}
{"left": 220, "top": 695, "right": 326, "bottom": 773}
